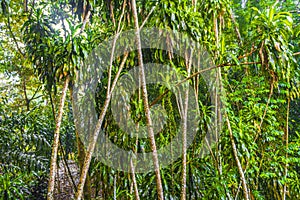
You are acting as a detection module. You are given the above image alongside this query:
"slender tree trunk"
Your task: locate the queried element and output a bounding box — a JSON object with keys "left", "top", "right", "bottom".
{"left": 23, "top": 0, "right": 28, "bottom": 12}
{"left": 131, "top": 113, "right": 141, "bottom": 200}
{"left": 213, "top": 15, "right": 219, "bottom": 51}
{"left": 59, "top": 143, "right": 77, "bottom": 193}
{"left": 225, "top": 113, "right": 249, "bottom": 200}
{"left": 131, "top": 0, "right": 164, "bottom": 199}
{"left": 56, "top": 160, "right": 61, "bottom": 194}
{"left": 229, "top": 9, "right": 242, "bottom": 46}
{"left": 75, "top": 2, "right": 126, "bottom": 199}
{"left": 75, "top": 128, "right": 93, "bottom": 199}
{"left": 74, "top": 72, "right": 113, "bottom": 200}
{"left": 75, "top": 53, "right": 128, "bottom": 200}
{"left": 213, "top": 11, "right": 233, "bottom": 200}
{"left": 69, "top": 85, "right": 93, "bottom": 199}
{"left": 22, "top": 78, "right": 30, "bottom": 111}
{"left": 282, "top": 98, "right": 290, "bottom": 200}
{"left": 217, "top": 70, "right": 233, "bottom": 200}
{"left": 241, "top": 0, "right": 247, "bottom": 8}
{"left": 47, "top": 76, "right": 70, "bottom": 200}
{"left": 181, "top": 2, "right": 197, "bottom": 198}
{"left": 180, "top": 51, "right": 192, "bottom": 200}
{"left": 130, "top": 159, "right": 140, "bottom": 200}
{"left": 113, "top": 174, "right": 117, "bottom": 200}
{"left": 75, "top": 3, "right": 127, "bottom": 193}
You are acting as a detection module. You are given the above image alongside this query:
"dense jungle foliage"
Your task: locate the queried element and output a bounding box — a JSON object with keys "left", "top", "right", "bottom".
{"left": 0, "top": 0, "right": 299, "bottom": 199}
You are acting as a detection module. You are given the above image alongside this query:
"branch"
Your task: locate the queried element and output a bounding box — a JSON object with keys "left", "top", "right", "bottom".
{"left": 29, "top": 85, "right": 42, "bottom": 101}
{"left": 22, "top": 78, "right": 30, "bottom": 111}
{"left": 229, "top": 9, "right": 242, "bottom": 46}
{"left": 140, "top": 4, "right": 157, "bottom": 30}
{"left": 237, "top": 46, "right": 257, "bottom": 59}
{"left": 293, "top": 52, "right": 300, "bottom": 56}
{"left": 108, "top": 0, "right": 127, "bottom": 92}
{"left": 80, "top": 10, "right": 91, "bottom": 33}
{"left": 5, "top": 16, "right": 25, "bottom": 57}
{"left": 150, "top": 61, "right": 261, "bottom": 107}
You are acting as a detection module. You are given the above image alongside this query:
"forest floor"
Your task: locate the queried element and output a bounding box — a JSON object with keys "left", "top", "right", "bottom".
{"left": 54, "top": 160, "right": 79, "bottom": 199}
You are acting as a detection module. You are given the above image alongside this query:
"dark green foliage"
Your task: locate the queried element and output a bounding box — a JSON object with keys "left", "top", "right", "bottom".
{"left": 0, "top": 97, "right": 53, "bottom": 199}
